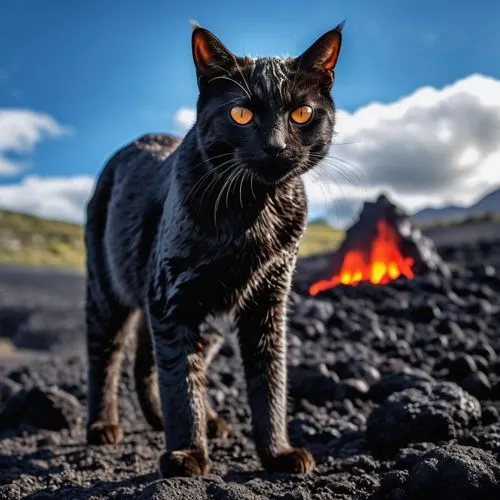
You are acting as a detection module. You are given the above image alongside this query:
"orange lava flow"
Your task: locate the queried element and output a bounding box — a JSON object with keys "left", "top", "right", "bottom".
{"left": 309, "top": 219, "right": 415, "bottom": 296}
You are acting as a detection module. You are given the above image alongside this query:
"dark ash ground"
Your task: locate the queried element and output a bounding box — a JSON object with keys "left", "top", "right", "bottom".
{"left": 1, "top": 238, "right": 500, "bottom": 499}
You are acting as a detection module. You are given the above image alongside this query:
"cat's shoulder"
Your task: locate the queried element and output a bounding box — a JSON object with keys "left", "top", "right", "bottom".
{"left": 106, "top": 133, "right": 182, "bottom": 167}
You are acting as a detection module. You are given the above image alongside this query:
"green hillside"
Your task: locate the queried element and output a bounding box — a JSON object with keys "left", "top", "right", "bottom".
{"left": 0, "top": 210, "right": 344, "bottom": 269}
{"left": 298, "top": 219, "right": 344, "bottom": 256}
{"left": 0, "top": 210, "right": 84, "bottom": 268}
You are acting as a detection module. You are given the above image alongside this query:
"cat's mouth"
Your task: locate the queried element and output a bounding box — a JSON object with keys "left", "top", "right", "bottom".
{"left": 247, "top": 158, "right": 305, "bottom": 185}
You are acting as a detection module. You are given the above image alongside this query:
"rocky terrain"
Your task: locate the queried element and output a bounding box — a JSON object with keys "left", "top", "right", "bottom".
{"left": 1, "top": 237, "right": 500, "bottom": 499}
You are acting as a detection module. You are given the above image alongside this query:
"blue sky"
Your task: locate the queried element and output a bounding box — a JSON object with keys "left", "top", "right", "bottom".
{"left": 1, "top": 0, "right": 500, "bottom": 224}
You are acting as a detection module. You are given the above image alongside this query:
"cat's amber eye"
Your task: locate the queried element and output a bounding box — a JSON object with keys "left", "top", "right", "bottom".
{"left": 290, "top": 105, "right": 313, "bottom": 125}
{"left": 230, "top": 106, "right": 254, "bottom": 125}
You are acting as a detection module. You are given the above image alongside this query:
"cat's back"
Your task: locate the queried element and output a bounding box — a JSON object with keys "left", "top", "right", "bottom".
{"left": 86, "top": 133, "right": 181, "bottom": 306}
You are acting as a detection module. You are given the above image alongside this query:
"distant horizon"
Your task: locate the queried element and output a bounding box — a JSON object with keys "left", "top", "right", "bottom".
{"left": 2, "top": 180, "right": 499, "bottom": 232}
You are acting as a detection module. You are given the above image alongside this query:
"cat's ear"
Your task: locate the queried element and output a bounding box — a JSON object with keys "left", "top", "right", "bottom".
{"left": 296, "top": 22, "right": 343, "bottom": 78}
{"left": 192, "top": 26, "right": 237, "bottom": 81}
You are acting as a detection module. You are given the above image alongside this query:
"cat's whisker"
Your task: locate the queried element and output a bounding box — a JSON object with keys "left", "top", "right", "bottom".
{"left": 319, "top": 151, "right": 365, "bottom": 174}
{"left": 225, "top": 167, "right": 242, "bottom": 209}
{"left": 214, "top": 165, "right": 238, "bottom": 226}
{"left": 310, "top": 159, "right": 357, "bottom": 188}
{"left": 249, "top": 170, "right": 256, "bottom": 200}
{"left": 209, "top": 63, "right": 232, "bottom": 76}
{"left": 193, "top": 128, "right": 233, "bottom": 170}
{"left": 239, "top": 169, "right": 249, "bottom": 209}
{"left": 192, "top": 151, "right": 234, "bottom": 170}
{"left": 306, "top": 164, "right": 346, "bottom": 222}
{"left": 233, "top": 58, "right": 253, "bottom": 99}
{"left": 325, "top": 153, "right": 366, "bottom": 178}
{"left": 315, "top": 163, "right": 352, "bottom": 195}
{"left": 316, "top": 161, "right": 363, "bottom": 188}
{"left": 207, "top": 75, "right": 251, "bottom": 100}
{"left": 204, "top": 161, "right": 236, "bottom": 203}
{"left": 200, "top": 162, "right": 237, "bottom": 207}
{"left": 194, "top": 162, "right": 238, "bottom": 213}
{"left": 186, "top": 157, "right": 236, "bottom": 202}
{"left": 320, "top": 158, "right": 366, "bottom": 187}
{"left": 209, "top": 62, "right": 252, "bottom": 99}
{"left": 331, "top": 139, "right": 363, "bottom": 146}
{"left": 290, "top": 54, "right": 304, "bottom": 95}
{"left": 211, "top": 96, "right": 245, "bottom": 113}
{"left": 308, "top": 168, "right": 340, "bottom": 221}
{"left": 315, "top": 162, "right": 363, "bottom": 224}
{"left": 309, "top": 152, "right": 367, "bottom": 187}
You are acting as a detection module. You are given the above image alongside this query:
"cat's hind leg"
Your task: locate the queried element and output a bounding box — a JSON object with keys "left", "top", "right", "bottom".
{"left": 201, "top": 328, "right": 229, "bottom": 439}
{"left": 85, "top": 156, "right": 133, "bottom": 445}
{"left": 86, "top": 276, "right": 131, "bottom": 445}
{"left": 134, "top": 310, "right": 163, "bottom": 431}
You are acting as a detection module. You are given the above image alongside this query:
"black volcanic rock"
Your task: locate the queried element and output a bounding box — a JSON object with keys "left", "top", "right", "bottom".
{"left": 466, "top": 424, "right": 500, "bottom": 460}
{"left": 1, "top": 237, "right": 500, "bottom": 499}
{"left": 289, "top": 363, "right": 339, "bottom": 404}
{"left": 447, "top": 354, "right": 478, "bottom": 380}
{"left": 460, "top": 371, "right": 492, "bottom": 399}
{"left": 24, "top": 386, "right": 82, "bottom": 430}
{"left": 406, "top": 445, "right": 500, "bottom": 500}
{"left": 370, "top": 369, "right": 434, "bottom": 402}
{"left": 0, "top": 385, "right": 82, "bottom": 430}
{"left": 0, "top": 377, "right": 21, "bottom": 404}
{"left": 137, "top": 478, "right": 211, "bottom": 500}
{"left": 366, "top": 382, "right": 481, "bottom": 457}
{"left": 0, "top": 388, "right": 30, "bottom": 428}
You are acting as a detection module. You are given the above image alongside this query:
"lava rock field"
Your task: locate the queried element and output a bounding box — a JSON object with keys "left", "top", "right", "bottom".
{"left": 1, "top": 238, "right": 500, "bottom": 499}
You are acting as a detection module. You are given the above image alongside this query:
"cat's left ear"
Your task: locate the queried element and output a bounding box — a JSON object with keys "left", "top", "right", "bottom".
{"left": 296, "top": 22, "right": 343, "bottom": 79}
{"left": 192, "top": 26, "right": 238, "bottom": 83}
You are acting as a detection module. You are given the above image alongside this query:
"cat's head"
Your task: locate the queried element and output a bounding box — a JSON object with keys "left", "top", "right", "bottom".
{"left": 191, "top": 23, "right": 343, "bottom": 185}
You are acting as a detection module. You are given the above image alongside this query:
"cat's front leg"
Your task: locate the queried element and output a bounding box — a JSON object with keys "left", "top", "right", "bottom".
{"left": 236, "top": 267, "right": 316, "bottom": 474}
{"left": 146, "top": 279, "right": 210, "bottom": 478}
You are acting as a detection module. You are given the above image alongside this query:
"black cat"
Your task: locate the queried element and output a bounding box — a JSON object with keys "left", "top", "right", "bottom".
{"left": 85, "top": 23, "right": 342, "bottom": 477}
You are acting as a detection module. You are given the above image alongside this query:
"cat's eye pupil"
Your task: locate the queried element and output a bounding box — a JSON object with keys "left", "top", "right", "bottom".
{"left": 290, "top": 105, "right": 313, "bottom": 125}
{"left": 230, "top": 106, "right": 253, "bottom": 125}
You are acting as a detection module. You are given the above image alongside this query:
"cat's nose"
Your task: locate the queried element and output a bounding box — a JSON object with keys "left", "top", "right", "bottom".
{"left": 262, "top": 141, "right": 287, "bottom": 157}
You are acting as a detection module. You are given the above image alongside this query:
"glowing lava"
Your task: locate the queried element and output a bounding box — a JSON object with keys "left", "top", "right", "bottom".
{"left": 309, "top": 219, "right": 415, "bottom": 296}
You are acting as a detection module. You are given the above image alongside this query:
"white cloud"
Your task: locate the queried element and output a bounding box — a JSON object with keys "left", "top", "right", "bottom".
{"left": 4, "top": 75, "right": 500, "bottom": 228}
{"left": 309, "top": 74, "right": 500, "bottom": 226}
{"left": 0, "top": 175, "right": 95, "bottom": 223}
{"left": 0, "top": 109, "right": 71, "bottom": 175}
{"left": 173, "top": 107, "right": 196, "bottom": 132}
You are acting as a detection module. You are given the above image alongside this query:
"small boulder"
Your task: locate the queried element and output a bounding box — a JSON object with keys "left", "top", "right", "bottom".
{"left": 0, "top": 377, "right": 22, "bottom": 405}
{"left": 24, "top": 386, "right": 82, "bottom": 430}
{"left": 370, "top": 369, "right": 434, "bottom": 402}
{"left": 406, "top": 445, "right": 500, "bottom": 500}
{"left": 366, "top": 382, "right": 481, "bottom": 457}
{"left": 0, "top": 385, "right": 82, "bottom": 430}
{"left": 137, "top": 478, "right": 209, "bottom": 500}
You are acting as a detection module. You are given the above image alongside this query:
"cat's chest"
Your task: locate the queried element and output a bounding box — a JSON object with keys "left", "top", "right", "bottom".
{"left": 157, "top": 210, "right": 301, "bottom": 312}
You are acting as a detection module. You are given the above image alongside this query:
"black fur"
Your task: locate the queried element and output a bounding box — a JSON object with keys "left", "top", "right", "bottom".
{"left": 85, "top": 24, "right": 343, "bottom": 477}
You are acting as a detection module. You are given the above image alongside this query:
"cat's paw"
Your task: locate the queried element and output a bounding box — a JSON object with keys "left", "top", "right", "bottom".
{"left": 207, "top": 416, "right": 229, "bottom": 439}
{"left": 262, "top": 447, "right": 316, "bottom": 474}
{"left": 159, "top": 449, "right": 210, "bottom": 478}
{"left": 86, "top": 421, "right": 124, "bottom": 445}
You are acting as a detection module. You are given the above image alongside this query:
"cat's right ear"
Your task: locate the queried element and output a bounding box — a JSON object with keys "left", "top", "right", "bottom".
{"left": 192, "top": 27, "right": 236, "bottom": 84}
